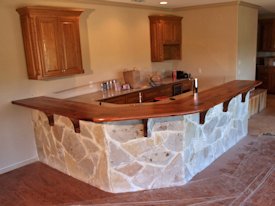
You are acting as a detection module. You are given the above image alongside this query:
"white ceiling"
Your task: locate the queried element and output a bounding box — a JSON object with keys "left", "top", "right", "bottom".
{"left": 105, "top": 0, "right": 275, "bottom": 14}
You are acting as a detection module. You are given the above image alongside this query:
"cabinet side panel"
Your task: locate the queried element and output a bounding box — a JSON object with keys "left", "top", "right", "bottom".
{"left": 19, "top": 15, "right": 41, "bottom": 79}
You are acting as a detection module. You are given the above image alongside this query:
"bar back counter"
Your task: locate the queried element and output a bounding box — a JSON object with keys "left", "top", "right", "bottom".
{"left": 12, "top": 80, "right": 261, "bottom": 193}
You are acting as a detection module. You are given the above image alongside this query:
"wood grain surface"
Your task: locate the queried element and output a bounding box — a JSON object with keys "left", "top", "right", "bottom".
{"left": 12, "top": 80, "right": 261, "bottom": 123}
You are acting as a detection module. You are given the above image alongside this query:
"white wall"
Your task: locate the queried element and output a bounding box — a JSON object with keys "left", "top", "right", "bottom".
{"left": 175, "top": 4, "right": 239, "bottom": 88}
{"left": 236, "top": 5, "right": 258, "bottom": 80}
{"left": 0, "top": 0, "right": 259, "bottom": 173}
{"left": 174, "top": 3, "right": 258, "bottom": 89}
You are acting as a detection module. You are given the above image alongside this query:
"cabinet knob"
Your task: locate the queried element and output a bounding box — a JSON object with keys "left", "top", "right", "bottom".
{"left": 62, "top": 69, "right": 65, "bottom": 73}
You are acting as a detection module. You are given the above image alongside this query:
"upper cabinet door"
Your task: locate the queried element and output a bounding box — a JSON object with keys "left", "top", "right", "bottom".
{"left": 37, "top": 16, "right": 63, "bottom": 77}
{"left": 17, "top": 6, "right": 84, "bottom": 80}
{"left": 259, "top": 19, "right": 275, "bottom": 52}
{"left": 149, "top": 19, "right": 164, "bottom": 62}
{"left": 59, "top": 17, "right": 83, "bottom": 74}
{"left": 163, "top": 20, "right": 181, "bottom": 45}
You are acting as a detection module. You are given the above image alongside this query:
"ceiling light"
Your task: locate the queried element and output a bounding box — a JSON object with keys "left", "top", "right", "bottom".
{"left": 160, "top": 1, "right": 168, "bottom": 5}
{"left": 131, "top": 0, "right": 145, "bottom": 3}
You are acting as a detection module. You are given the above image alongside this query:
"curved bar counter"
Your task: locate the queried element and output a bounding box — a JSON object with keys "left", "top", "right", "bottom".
{"left": 12, "top": 80, "right": 260, "bottom": 123}
{"left": 12, "top": 80, "right": 261, "bottom": 193}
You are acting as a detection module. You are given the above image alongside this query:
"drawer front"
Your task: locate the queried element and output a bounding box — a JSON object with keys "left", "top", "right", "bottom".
{"left": 125, "top": 92, "right": 139, "bottom": 103}
{"left": 160, "top": 85, "right": 172, "bottom": 96}
{"left": 143, "top": 89, "right": 159, "bottom": 102}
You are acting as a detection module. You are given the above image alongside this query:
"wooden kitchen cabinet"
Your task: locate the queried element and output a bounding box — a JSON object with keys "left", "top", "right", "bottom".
{"left": 142, "top": 89, "right": 159, "bottom": 102}
{"left": 256, "top": 66, "right": 275, "bottom": 94}
{"left": 149, "top": 16, "right": 182, "bottom": 62}
{"left": 102, "top": 80, "right": 192, "bottom": 104}
{"left": 256, "top": 67, "right": 269, "bottom": 89}
{"left": 17, "top": 6, "right": 84, "bottom": 80}
{"left": 258, "top": 19, "right": 275, "bottom": 51}
{"left": 102, "top": 92, "right": 139, "bottom": 104}
{"left": 268, "top": 68, "right": 275, "bottom": 94}
{"left": 125, "top": 92, "right": 140, "bottom": 104}
{"left": 160, "top": 84, "right": 172, "bottom": 96}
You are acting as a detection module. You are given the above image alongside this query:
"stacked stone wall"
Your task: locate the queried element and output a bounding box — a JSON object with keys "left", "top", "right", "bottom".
{"left": 32, "top": 94, "right": 249, "bottom": 193}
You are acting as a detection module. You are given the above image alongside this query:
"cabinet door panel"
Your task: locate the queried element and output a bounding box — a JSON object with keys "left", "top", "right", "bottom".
{"left": 174, "top": 21, "right": 181, "bottom": 43}
{"left": 260, "top": 19, "right": 275, "bottom": 51}
{"left": 160, "top": 85, "right": 172, "bottom": 96}
{"left": 163, "top": 21, "right": 181, "bottom": 44}
{"left": 273, "top": 22, "right": 275, "bottom": 50}
{"left": 125, "top": 92, "right": 139, "bottom": 103}
{"left": 256, "top": 68, "right": 268, "bottom": 89}
{"left": 37, "top": 17, "right": 63, "bottom": 76}
{"left": 143, "top": 89, "right": 159, "bottom": 102}
{"left": 262, "top": 20, "right": 273, "bottom": 51}
{"left": 163, "top": 22, "right": 173, "bottom": 44}
{"left": 150, "top": 21, "right": 163, "bottom": 62}
{"left": 268, "top": 68, "right": 275, "bottom": 94}
{"left": 60, "top": 18, "right": 83, "bottom": 74}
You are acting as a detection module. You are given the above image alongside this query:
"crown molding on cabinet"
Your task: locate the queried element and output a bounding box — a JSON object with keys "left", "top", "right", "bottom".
{"left": 47, "top": 0, "right": 173, "bottom": 11}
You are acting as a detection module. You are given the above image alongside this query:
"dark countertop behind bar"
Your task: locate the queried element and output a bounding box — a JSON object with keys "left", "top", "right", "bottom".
{"left": 67, "top": 78, "right": 190, "bottom": 103}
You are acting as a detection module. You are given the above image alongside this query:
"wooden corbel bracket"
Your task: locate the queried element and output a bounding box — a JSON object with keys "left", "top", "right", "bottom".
{"left": 199, "top": 110, "right": 209, "bottom": 124}
{"left": 241, "top": 91, "right": 249, "bottom": 103}
{"left": 69, "top": 118, "right": 80, "bottom": 133}
{"left": 142, "top": 119, "right": 148, "bottom": 137}
{"left": 43, "top": 112, "right": 80, "bottom": 133}
{"left": 44, "top": 112, "right": 54, "bottom": 126}
{"left": 223, "top": 98, "right": 233, "bottom": 112}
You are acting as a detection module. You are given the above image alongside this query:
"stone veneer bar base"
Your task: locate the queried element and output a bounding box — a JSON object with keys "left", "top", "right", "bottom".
{"left": 32, "top": 94, "right": 249, "bottom": 193}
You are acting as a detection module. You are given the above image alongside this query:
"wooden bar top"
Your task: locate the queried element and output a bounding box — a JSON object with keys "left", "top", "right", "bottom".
{"left": 12, "top": 80, "right": 261, "bottom": 123}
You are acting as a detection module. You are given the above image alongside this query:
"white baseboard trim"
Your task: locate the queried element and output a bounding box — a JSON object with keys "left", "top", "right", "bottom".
{"left": 0, "top": 156, "right": 39, "bottom": 175}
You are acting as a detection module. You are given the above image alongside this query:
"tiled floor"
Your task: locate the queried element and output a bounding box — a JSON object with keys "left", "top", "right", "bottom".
{"left": 249, "top": 95, "right": 275, "bottom": 136}
{"left": 0, "top": 96, "right": 274, "bottom": 206}
{"left": 61, "top": 136, "right": 275, "bottom": 206}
